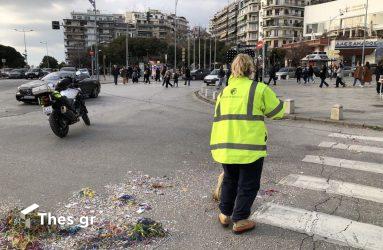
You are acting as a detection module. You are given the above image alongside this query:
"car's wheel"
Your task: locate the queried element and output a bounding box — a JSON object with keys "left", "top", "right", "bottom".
{"left": 49, "top": 112, "right": 69, "bottom": 138}
{"left": 90, "top": 87, "right": 99, "bottom": 98}
{"left": 82, "top": 113, "right": 91, "bottom": 126}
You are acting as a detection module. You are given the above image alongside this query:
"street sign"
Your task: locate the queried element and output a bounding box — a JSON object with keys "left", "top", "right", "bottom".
{"left": 256, "top": 40, "right": 264, "bottom": 50}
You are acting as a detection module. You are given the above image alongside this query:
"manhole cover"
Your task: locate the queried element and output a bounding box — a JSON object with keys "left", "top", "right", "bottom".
{"left": 372, "top": 105, "right": 383, "bottom": 108}
{"left": 344, "top": 109, "right": 365, "bottom": 113}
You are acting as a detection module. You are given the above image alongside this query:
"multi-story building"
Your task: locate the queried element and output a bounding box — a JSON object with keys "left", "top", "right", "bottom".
{"left": 260, "top": 0, "right": 305, "bottom": 48}
{"left": 63, "top": 10, "right": 134, "bottom": 65}
{"left": 210, "top": 0, "right": 305, "bottom": 48}
{"left": 125, "top": 9, "right": 189, "bottom": 40}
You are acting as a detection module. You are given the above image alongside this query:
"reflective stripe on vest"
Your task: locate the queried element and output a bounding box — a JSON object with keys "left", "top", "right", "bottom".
{"left": 265, "top": 99, "right": 284, "bottom": 118}
{"left": 210, "top": 143, "right": 267, "bottom": 151}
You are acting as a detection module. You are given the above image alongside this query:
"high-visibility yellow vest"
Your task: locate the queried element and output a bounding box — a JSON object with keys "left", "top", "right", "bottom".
{"left": 210, "top": 76, "right": 285, "bottom": 164}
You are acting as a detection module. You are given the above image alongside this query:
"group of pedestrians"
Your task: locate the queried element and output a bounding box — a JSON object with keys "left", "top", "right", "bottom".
{"left": 111, "top": 64, "right": 193, "bottom": 89}
{"left": 295, "top": 65, "right": 315, "bottom": 84}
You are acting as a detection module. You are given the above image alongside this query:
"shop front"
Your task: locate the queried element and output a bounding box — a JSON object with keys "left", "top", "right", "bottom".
{"left": 335, "top": 39, "right": 383, "bottom": 66}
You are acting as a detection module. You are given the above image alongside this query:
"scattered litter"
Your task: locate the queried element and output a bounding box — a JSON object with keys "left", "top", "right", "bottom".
{"left": 136, "top": 203, "right": 152, "bottom": 214}
{"left": 259, "top": 189, "right": 278, "bottom": 197}
{"left": 79, "top": 187, "right": 95, "bottom": 199}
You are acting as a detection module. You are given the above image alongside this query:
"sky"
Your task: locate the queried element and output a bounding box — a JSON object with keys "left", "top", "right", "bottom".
{"left": 0, "top": 0, "right": 227, "bottom": 67}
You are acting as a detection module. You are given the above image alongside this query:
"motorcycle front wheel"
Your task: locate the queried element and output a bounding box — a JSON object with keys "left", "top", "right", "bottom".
{"left": 49, "top": 111, "right": 69, "bottom": 138}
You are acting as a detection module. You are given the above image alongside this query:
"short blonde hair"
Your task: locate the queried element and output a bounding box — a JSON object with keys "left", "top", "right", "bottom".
{"left": 231, "top": 54, "right": 255, "bottom": 78}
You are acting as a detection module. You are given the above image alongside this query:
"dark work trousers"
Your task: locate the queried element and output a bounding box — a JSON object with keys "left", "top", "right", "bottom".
{"left": 267, "top": 76, "right": 276, "bottom": 85}
{"left": 113, "top": 75, "right": 118, "bottom": 85}
{"left": 377, "top": 81, "right": 382, "bottom": 94}
{"left": 319, "top": 78, "right": 329, "bottom": 88}
{"left": 219, "top": 158, "right": 264, "bottom": 222}
{"left": 335, "top": 77, "right": 345, "bottom": 87}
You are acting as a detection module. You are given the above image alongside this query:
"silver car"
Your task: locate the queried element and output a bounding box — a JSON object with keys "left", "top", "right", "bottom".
{"left": 276, "top": 67, "right": 296, "bottom": 79}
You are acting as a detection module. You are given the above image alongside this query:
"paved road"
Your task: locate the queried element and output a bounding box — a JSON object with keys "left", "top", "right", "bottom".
{"left": 0, "top": 78, "right": 382, "bottom": 249}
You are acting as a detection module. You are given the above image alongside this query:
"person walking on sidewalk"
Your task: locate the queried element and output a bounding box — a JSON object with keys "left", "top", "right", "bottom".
{"left": 308, "top": 65, "right": 315, "bottom": 83}
{"left": 210, "top": 54, "right": 285, "bottom": 234}
{"left": 120, "top": 66, "right": 128, "bottom": 85}
{"left": 319, "top": 64, "right": 329, "bottom": 88}
{"left": 217, "top": 66, "right": 226, "bottom": 89}
{"left": 164, "top": 70, "right": 173, "bottom": 88}
{"left": 302, "top": 65, "right": 308, "bottom": 84}
{"left": 173, "top": 70, "right": 179, "bottom": 87}
{"left": 184, "top": 67, "right": 191, "bottom": 86}
{"left": 155, "top": 67, "right": 161, "bottom": 82}
{"left": 335, "top": 65, "right": 346, "bottom": 88}
{"left": 295, "top": 66, "right": 302, "bottom": 84}
{"left": 375, "top": 60, "right": 383, "bottom": 94}
{"left": 363, "top": 61, "right": 373, "bottom": 86}
{"left": 112, "top": 65, "right": 120, "bottom": 85}
{"left": 353, "top": 62, "right": 363, "bottom": 87}
{"left": 144, "top": 67, "right": 151, "bottom": 84}
{"left": 161, "top": 65, "right": 167, "bottom": 85}
{"left": 267, "top": 65, "right": 277, "bottom": 85}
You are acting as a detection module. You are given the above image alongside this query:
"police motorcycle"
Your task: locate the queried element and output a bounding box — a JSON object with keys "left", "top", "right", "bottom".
{"left": 32, "top": 72, "right": 90, "bottom": 138}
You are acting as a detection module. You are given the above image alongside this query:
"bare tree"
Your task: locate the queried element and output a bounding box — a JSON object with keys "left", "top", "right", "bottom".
{"left": 285, "top": 42, "right": 312, "bottom": 67}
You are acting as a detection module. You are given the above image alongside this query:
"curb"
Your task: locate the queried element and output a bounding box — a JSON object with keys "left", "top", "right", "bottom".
{"left": 194, "top": 90, "right": 383, "bottom": 131}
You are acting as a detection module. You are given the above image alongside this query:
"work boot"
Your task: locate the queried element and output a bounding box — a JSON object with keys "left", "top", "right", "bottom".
{"left": 218, "top": 213, "right": 231, "bottom": 227}
{"left": 232, "top": 220, "right": 256, "bottom": 234}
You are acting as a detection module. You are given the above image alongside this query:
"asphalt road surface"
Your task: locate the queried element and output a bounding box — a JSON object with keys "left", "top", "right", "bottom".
{"left": 0, "top": 78, "right": 382, "bottom": 249}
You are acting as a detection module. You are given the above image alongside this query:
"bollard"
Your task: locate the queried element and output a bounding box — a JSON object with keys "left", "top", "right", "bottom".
{"left": 330, "top": 104, "right": 343, "bottom": 121}
{"left": 284, "top": 99, "right": 295, "bottom": 114}
{"left": 212, "top": 91, "right": 218, "bottom": 100}
{"left": 286, "top": 75, "right": 290, "bottom": 80}
{"left": 205, "top": 89, "right": 210, "bottom": 98}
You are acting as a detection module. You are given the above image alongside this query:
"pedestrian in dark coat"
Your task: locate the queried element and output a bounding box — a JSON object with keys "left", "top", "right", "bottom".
{"left": 184, "top": 67, "right": 191, "bottom": 86}
{"left": 295, "top": 66, "right": 302, "bottom": 84}
{"left": 319, "top": 65, "right": 329, "bottom": 88}
{"left": 112, "top": 65, "right": 120, "bottom": 85}
{"left": 267, "top": 65, "right": 277, "bottom": 85}
{"left": 375, "top": 61, "right": 383, "bottom": 94}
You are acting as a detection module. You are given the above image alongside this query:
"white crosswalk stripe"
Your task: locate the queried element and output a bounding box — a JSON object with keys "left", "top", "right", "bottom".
{"left": 302, "top": 155, "right": 383, "bottom": 175}
{"left": 279, "top": 174, "right": 383, "bottom": 204}
{"left": 329, "top": 132, "right": 383, "bottom": 143}
{"left": 252, "top": 203, "right": 383, "bottom": 250}
{"left": 319, "top": 141, "right": 383, "bottom": 155}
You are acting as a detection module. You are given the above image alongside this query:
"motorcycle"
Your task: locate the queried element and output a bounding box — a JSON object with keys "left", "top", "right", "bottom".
{"left": 32, "top": 76, "right": 90, "bottom": 138}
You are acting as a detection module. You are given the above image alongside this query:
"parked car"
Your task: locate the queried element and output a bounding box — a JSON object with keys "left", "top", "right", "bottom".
{"left": 60, "top": 66, "right": 76, "bottom": 72}
{"left": 16, "top": 71, "right": 100, "bottom": 103}
{"left": 25, "top": 68, "right": 45, "bottom": 79}
{"left": 189, "top": 69, "right": 210, "bottom": 80}
{"left": 276, "top": 67, "right": 296, "bottom": 79}
{"left": 1, "top": 68, "right": 13, "bottom": 78}
{"left": 79, "top": 68, "right": 90, "bottom": 75}
{"left": 8, "top": 68, "right": 28, "bottom": 79}
{"left": 342, "top": 66, "right": 352, "bottom": 77}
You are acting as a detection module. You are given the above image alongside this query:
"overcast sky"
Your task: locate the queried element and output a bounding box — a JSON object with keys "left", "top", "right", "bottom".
{"left": 0, "top": 0, "right": 227, "bottom": 67}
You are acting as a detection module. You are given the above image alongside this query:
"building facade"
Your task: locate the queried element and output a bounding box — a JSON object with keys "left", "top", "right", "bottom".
{"left": 63, "top": 10, "right": 134, "bottom": 65}
{"left": 210, "top": 0, "right": 306, "bottom": 48}
{"left": 303, "top": 0, "right": 383, "bottom": 65}
{"left": 125, "top": 9, "right": 189, "bottom": 40}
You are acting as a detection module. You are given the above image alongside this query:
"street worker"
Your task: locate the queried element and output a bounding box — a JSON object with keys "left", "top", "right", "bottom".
{"left": 210, "top": 54, "right": 285, "bottom": 234}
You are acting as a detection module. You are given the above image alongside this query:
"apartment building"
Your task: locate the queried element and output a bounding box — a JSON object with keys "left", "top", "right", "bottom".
{"left": 63, "top": 10, "right": 134, "bottom": 65}
{"left": 209, "top": 1, "right": 239, "bottom": 44}
{"left": 237, "top": 0, "right": 261, "bottom": 46}
{"left": 125, "top": 9, "right": 189, "bottom": 40}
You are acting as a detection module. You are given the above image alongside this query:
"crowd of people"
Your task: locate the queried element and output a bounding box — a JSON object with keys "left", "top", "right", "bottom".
{"left": 293, "top": 61, "right": 383, "bottom": 93}
{"left": 111, "top": 64, "right": 192, "bottom": 88}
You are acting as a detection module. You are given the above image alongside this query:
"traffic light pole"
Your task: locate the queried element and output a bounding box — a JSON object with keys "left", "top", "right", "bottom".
{"left": 174, "top": 0, "right": 179, "bottom": 72}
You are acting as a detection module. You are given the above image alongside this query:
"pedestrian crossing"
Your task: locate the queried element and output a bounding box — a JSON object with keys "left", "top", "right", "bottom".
{"left": 252, "top": 131, "right": 383, "bottom": 249}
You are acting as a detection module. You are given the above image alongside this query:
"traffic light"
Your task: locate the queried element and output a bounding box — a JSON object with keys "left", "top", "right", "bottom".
{"left": 52, "top": 21, "right": 60, "bottom": 30}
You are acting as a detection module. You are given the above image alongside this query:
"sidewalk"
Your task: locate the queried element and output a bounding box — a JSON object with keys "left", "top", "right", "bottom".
{"left": 196, "top": 77, "right": 383, "bottom": 130}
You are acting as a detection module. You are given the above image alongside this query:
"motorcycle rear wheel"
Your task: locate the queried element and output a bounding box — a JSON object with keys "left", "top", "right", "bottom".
{"left": 49, "top": 112, "right": 69, "bottom": 138}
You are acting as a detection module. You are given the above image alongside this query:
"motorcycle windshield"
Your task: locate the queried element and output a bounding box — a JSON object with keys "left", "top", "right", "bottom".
{"left": 60, "top": 88, "right": 79, "bottom": 99}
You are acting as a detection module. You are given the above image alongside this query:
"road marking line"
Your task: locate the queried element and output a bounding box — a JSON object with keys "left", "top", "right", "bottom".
{"left": 319, "top": 141, "right": 383, "bottom": 155}
{"left": 302, "top": 155, "right": 383, "bottom": 175}
{"left": 252, "top": 203, "right": 383, "bottom": 250}
{"left": 279, "top": 174, "right": 383, "bottom": 204}
{"left": 329, "top": 133, "right": 383, "bottom": 143}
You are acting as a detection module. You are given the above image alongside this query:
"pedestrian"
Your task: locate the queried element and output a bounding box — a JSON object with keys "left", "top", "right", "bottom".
{"left": 210, "top": 54, "right": 284, "bottom": 234}
{"left": 155, "top": 67, "right": 161, "bottom": 82}
{"left": 174, "top": 70, "right": 179, "bottom": 87}
{"left": 302, "top": 66, "right": 308, "bottom": 84}
{"left": 132, "top": 67, "right": 139, "bottom": 83}
{"left": 267, "top": 65, "right": 277, "bottom": 85}
{"left": 164, "top": 70, "right": 173, "bottom": 88}
{"left": 225, "top": 66, "right": 231, "bottom": 86}
{"left": 335, "top": 65, "right": 346, "bottom": 88}
{"left": 144, "top": 67, "right": 151, "bottom": 84}
{"left": 319, "top": 64, "right": 329, "bottom": 88}
{"left": 120, "top": 66, "right": 128, "bottom": 85}
{"left": 295, "top": 66, "right": 302, "bottom": 84}
{"left": 217, "top": 66, "right": 226, "bottom": 90}
{"left": 375, "top": 60, "right": 383, "bottom": 94}
{"left": 258, "top": 66, "right": 263, "bottom": 82}
{"left": 363, "top": 61, "right": 372, "bottom": 86}
{"left": 308, "top": 65, "right": 315, "bottom": 83}
{"left": 184, "top": 66, "right": 191, "bottom": 86}
{"left": 161, "top": 66, "right": 167, "bottom": 85}
{"left": 353, "top": 61, "right": 363, "bottom": 87}
{"left": 112, "top": 65, "right": 120, "bottom": 85}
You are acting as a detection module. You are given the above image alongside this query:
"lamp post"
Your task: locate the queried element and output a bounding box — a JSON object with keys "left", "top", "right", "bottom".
{"left": 13, "top": 28, "right": 34, "bottom": 66}
{"left": 126, "top": 21, "right": 129, "bottom": 68}
{"left": 88, "top": 0, "right": 99, "bottom": 81}
{"left": 174, "top": 0, "right": 179, "bottom": 72}
{"left": 40, "top": 41, "right": 49, "bottom": 68}
{"left": 361, "top": 0, "right": 369, "bottom": 66}
{"left": 327, "top": 10, "right": 344, "bottom": 58}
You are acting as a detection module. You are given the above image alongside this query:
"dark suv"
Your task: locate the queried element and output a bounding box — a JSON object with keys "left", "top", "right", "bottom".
{"left": 25, "top": 68, "right": 44, "bottom": 79}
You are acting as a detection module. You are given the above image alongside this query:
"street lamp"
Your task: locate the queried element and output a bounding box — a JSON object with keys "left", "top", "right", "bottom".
{"left": 361, "top": 0, "right": 369, "bottom": 66}
{"left": 327, "top": 10, "right": 344, "bottom": 55}
{"left": 88, "top": 0, "right": 99, "bottom": 81}
{"left": 40, "top": 41, "right": 49, "bottom": 68}
{"left": 174, "top": 0, "right": 179, "bottom": 72}
{"left": 13, "top": 28, "right": 34, "bottom": 66}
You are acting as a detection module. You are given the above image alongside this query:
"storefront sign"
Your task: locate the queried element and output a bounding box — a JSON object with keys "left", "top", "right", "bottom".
{"left": 335, "top": 39, "right": 380, "bottom": 49}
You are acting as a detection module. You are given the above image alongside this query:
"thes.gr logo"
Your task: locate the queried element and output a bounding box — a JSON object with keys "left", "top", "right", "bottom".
{"left": 230, "top": 88, "right": 237, "bottom": 95}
